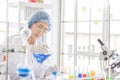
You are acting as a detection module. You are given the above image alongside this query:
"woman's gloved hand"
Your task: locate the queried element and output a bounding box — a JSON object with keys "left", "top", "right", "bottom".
{"left": 44, "top": 65, "right": 58, "bottom": 78}
{"left": 31, "top": 43, "right": 50, "bottom": 53}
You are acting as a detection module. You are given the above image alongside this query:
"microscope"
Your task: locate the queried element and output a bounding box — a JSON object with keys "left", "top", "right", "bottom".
{"left": 97, "top": 39, "right": 120, "bottom": 79}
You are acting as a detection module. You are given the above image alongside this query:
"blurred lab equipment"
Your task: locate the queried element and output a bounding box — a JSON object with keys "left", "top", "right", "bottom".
{"left": 29, "top": 0, "right": 36, "bottom": 2}
{"left": 97, "top": 39, "right": 120, "bottom": 79}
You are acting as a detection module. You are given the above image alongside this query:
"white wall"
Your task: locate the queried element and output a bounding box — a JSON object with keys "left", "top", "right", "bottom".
{"left": 51, "top": 0, "right": 61, "bottom": 65}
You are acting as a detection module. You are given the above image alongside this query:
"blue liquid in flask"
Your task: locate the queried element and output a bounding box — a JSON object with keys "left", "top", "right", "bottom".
{"left": 33, "top": 53, "right": 51, "bottom": 64}
{"left": 52, "top": 71, "right": 57, "bottom": 77}
{"left": 17, "top": 68, "right": 30, "bottom": 77}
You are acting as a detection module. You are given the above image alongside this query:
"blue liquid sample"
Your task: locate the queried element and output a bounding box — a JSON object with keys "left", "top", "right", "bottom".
{"left": 33, "top": 53, "right": 51, "bottom": 64}
{"left": 17, "top": 68, "right": 30, "bottom": 77}
{"left": 52, "top": 71, "right": 57, "bottom": 77}
{"left": 78, "top": 73, "right": 82, "bottom": 78}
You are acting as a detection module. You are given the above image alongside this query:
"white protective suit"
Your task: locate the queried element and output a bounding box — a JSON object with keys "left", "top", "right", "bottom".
{"left": 2, "top": 34, "right": 58, "bottom": 80}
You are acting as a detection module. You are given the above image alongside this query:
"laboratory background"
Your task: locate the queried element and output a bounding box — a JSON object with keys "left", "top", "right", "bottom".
{"left": 0, "top": 0, "right": 120, "bottom": 80}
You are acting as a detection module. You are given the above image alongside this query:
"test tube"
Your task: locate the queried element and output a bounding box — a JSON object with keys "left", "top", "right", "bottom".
{"left": 90, "top": 70, "right": 95, "bottom": 80}
{"left": 106, "top": 76, "right": 110, "bottom": 80}
{"left": 69, "top": 67, "right": 74, "bottom": 80}
{"left": 3, "top": 54, "right": 6, "bottom": 62}
{"left": 82, "top": 65, "right": 87, "bottom": 80}
{"left": 78, "top": 67, "right": 82, "bottom": 78}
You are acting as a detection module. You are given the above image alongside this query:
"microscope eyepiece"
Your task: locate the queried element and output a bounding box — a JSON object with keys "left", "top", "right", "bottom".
{"left": 97, "top": 39, "right": 104, "bottom": 46}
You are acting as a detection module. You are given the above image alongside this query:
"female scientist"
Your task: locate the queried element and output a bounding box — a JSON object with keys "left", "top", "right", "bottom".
{"left": 7, "top": 11, "right": 57, "bottom": 80}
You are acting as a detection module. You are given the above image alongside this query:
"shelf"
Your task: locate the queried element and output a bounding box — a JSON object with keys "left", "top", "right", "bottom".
{"left": 8, "top": 1, "right": 52, "bottom": 9}
{"left": 60, "top": 52, "right": 99, "bottom": 57}
{"left": 65, "top": 32, "right": 120, "bottom": 36}
{"left": 77, "top": 51, "right": 99, "bottom": 57}
{"left": 0, "top": 62, "right": 6, "bottom": 66}
{"left": 55, "top": 74, "right": 105, "bottom": 80}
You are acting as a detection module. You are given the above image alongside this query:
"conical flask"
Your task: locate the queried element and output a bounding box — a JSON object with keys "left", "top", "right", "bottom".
{"left": 33, "top": 52, "right": 51, "bottom": 64}
{"left": 33, "top": 32, "right": 51, "bottom": 64}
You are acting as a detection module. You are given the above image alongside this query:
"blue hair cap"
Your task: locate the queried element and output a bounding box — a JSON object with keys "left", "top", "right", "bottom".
{"left": 28, "top": 11, "right": 51, "bottom": 31}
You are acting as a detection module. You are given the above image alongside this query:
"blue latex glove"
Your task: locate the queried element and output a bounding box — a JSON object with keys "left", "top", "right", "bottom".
{"left": 33, "top": 53, "right": 51, "bottom": 64}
